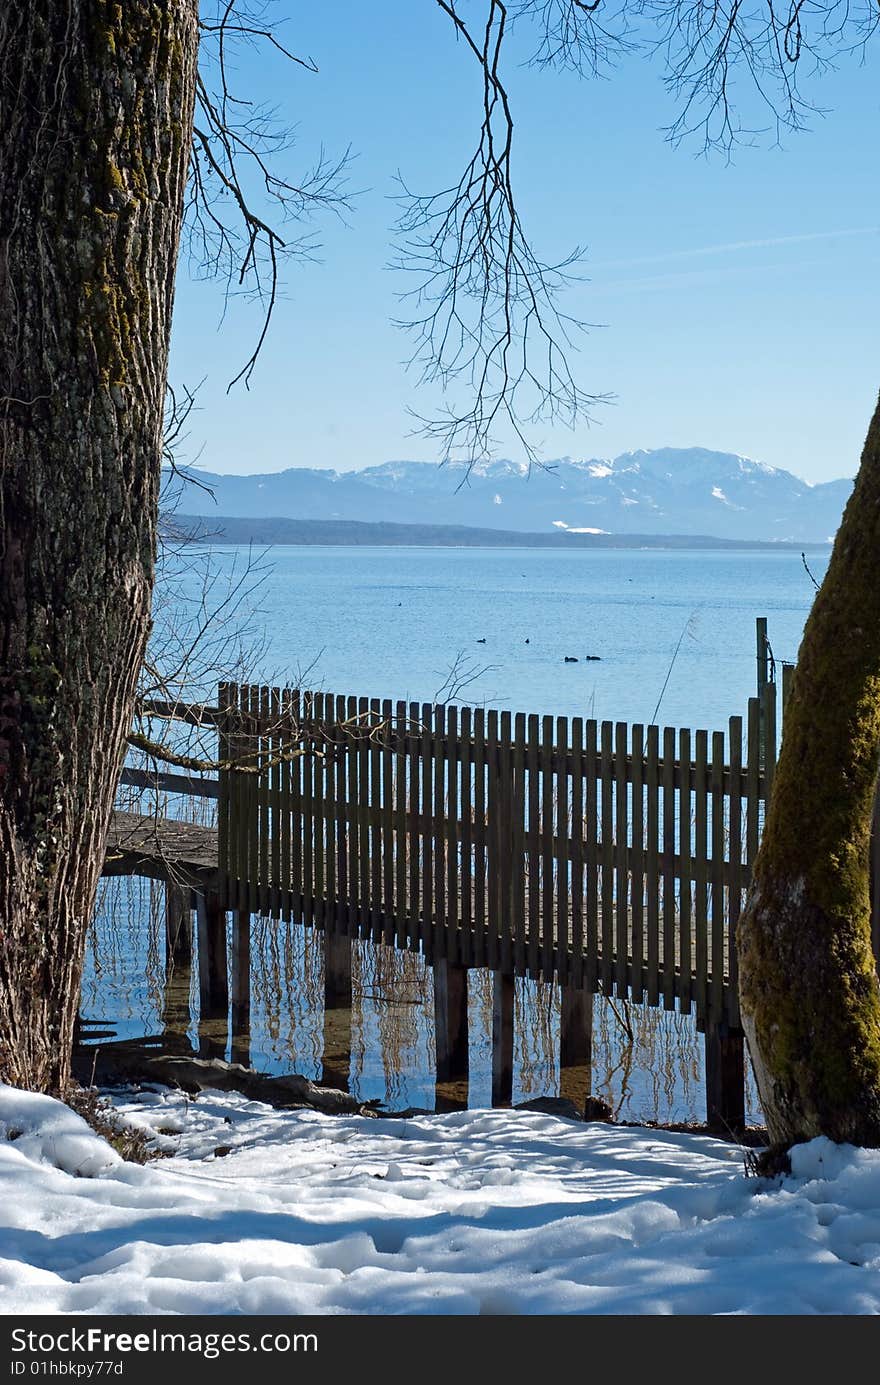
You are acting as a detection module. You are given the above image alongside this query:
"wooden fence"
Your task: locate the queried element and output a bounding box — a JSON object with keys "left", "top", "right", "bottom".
{"left": 217, "top": 678, "right": 778, "bottom": 1037}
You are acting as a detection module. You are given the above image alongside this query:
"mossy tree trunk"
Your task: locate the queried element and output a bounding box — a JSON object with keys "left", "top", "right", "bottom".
{"left": 0, "top": 3, "right": 199, "bottom": 1091}
{"left": 738, "top": 392, "right": 880, "bottom": 1147}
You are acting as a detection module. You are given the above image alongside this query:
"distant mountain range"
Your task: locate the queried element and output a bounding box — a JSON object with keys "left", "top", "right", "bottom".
{"left": 163, "top": 448, "right": 853, "bottom": 543}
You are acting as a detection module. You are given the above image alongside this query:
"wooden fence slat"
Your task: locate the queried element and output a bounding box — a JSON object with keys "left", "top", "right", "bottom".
{"left": 630, "top": 724, "right": 644, "bottom": 1004}
{"left": 499, "top": 709, "right": 514, "bottom": 976}
{"left": 394, "top": 700, "right": 408, "bottom": 950}
{"left": 433, "top": 703, "right": 448, "bottom": 960}
{"left": 446, "top": 706, "right": 460, "bottom": 964}
{"left": 710, "top": 728, "right": 726, "bottom": 1025}
{"left": 258, "top": 686, "right": 271, "bottom": 918}
{"left": 615, "top": 722, "right": 628, "bottom": 998}
{"left": 662, "top": 725, "right": 677, "bottom": 1011}
{"left": 727, "top": 715, "right": 743, "bottom": 1027}
{"left": 421, "top": 701, "right": 434, "bottom": 957}
{"left": 487, "top": 708, "right": 502, "bottom": 971}
{"left": 269, "top": 686, "right": 282, "bottom": 919}
{"left": 345, "top": 694, "right": 360, "bottom": 936}
{"left": 334, "top": 693, "right": 348, "bottom": 936}
{"left": 645, "top": 723, "right": 660, "bottom": 1008}
{"left": 382, "top": 698, "right": 396, "bottom": 947}
{"left": 694, "top": 729, "right": 709, "bottom": 1024}
{"left": 526, "top": 713, "right": 541, "bottom": 981}
{"left": 408, "top": 700, "right": 421, "bottom": 954}
{"left": 303, "top": 692, "right": 316, "bottom": 928}
{"left": 473, "top": 707, "right": 487, "bottom": 968}
{"left": 746, "top": 696, "right": 761, "bottom": 866}
{"left": 512, "top": 712, "right": 526, "bottom": 978}
{"left": 556, "top": 716, "right": 570, "bottom": 985}
{"left": 369, "top": 697, "right": 382, "bottom": 941}
{"left": 584, "top": 719, "right": 599, "bottom": 995}
{"left": 541, "top": 713, "right": 555, "bottom": 983}
{"left": 678, "top": 727, "right": 692, "bottom": 1014}
{"left": 247, "top": 685, "right": 261, "bottom": 917}
{"left": 570, "top": 717, "right": 584, "bottom": 991}
{"left": 217, "top": 682, "right": 231, "bottom": 881}
{"left": 316, "top": 693, "right": 329, "bottom": 929}
{"left": 459, "top": 707, "right": 473, "bottom": 967}
{"left": 358, "top": 696, "right": 371, "bottom": 940}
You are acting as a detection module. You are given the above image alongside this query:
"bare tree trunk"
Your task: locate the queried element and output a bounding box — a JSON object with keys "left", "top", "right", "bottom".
{"left": 0, "top": 3, "right": 198, "bottom": 1091}
{"left": 738, "top": 392, "right": 880, "bottom": 1147}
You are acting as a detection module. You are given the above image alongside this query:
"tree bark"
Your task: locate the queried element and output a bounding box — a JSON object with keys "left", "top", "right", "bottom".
{"left": 0, "top": 3, "right": 199, "bottom": 1091}
{"left": 738, "top": 391, "right": 880, "bottom": 1147}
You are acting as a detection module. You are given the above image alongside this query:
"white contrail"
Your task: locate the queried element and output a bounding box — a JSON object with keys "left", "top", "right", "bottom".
{"left": 592, "top": 227, "right": 878, "bottom": 272}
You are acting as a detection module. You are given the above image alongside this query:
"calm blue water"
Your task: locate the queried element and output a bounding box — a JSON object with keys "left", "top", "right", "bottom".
{"left": 193, "top": 545, "right": 827, "bottom": 727}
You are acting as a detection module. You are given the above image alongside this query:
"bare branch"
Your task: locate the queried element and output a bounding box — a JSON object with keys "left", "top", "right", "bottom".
{"left": 392, "top": 0, "right": 610, "bottom": 468}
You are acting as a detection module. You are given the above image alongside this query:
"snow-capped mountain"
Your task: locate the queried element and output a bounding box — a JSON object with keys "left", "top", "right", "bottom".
{"left": 163, "top": 447, "right": 852, "bottom": 542}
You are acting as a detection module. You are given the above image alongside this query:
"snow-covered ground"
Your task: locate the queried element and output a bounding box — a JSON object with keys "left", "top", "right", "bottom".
{"left": 2, "top": 1083, "right": 880, "bottom": 1315}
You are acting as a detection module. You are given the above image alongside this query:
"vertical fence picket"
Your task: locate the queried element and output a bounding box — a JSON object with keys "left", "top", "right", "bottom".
{"left": 473, "top": 707, "right": 487, "bottom": 968}
{"left": 600, "top": 722, "right": 614, "bottom": 995}
{"left": 556, "top": 717, "right": 570, "bottom": 986}
{"left": 433, "top": 703, "right": 448, "bottom": 960}
{"left": 630, "top": 724, "right": 645, "bottom": 1004}
{"left": 710, "top": 730, "right": 726, "bottom": 1025}
{"left": 541, "top": 714, "right": 555, "bottom": 983}
{"left": 526, "top": 713, "right": 541, "bottom": 980}
{"left": 694, "top": 730, "right": 709, "bottom": 1025}
{"left": 313, "top": 693, "right": 326, "bottom": 929}
{"left": 584, "top": 719, "right": 599, "bottom": 996}
{"left": 614, "top": 722, "right": 629, "bottom": 998}
{"left": 446, "top": 706, "right": 460, "bottom": 964}
{"left": 394, "top": 700, "right": 408, "bottom": 949}
{"left": 645, "top": 724, "right": 660, "bottom": 1007}
{"left": 487, "top": 708, "right": 502, "bottom": 972}
{"left": 302, "top": 692, "right": 315, "bottom": 928}
{"left": 727, "top": 716, "right": 743, "bottom": 1027}
{"left": 678, "top": 728, "right": 692, "bottom": 1015}
{"left": 662, "top": 726, "right": 677, "bottom": 1011}
{"left": 269, "top": 687, "right": 282, "bottom": 919}
{"left": 570, "top": 717, "right": 584, "bottom": 991}
{"left": 407, "top": 700, "right": 421, "bottom": 953}
{"left": 369, "top": 698, "right": 382, "bottom": 941}
{"left": 420, "top": 701, "right": 434, "bottom": 957}
{"left": 513, "top": 712, "right": 527, "bottom": 977}
{"left": 459, "top": 707, "right": 473, "bottom": 967}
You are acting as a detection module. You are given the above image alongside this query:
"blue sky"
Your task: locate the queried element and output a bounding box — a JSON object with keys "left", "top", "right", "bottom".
{"left": 170, "top": 2, "right": 880, "bottom": 484}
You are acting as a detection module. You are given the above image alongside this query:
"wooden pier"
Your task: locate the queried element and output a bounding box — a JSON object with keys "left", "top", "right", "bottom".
{"left": 102, "top": 636, "right": 794, "bottom": 1130}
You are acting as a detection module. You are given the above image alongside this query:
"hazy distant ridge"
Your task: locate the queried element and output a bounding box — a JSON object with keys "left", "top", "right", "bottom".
{"left": 164, "top": 448, "right": 852, "bottom": 543}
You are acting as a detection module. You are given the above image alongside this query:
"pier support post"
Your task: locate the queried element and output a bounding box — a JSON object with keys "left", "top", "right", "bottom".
{"left": 324, "top": 928, "right": 353, "bottom": 1010}
{"left": 231, "top": 909, "right": 251, "bottom": 1066}
{"left": 196, "top": 891, "right": 228, "bottom": 1058}
{"left": 560, "top": 983, "right": 593, "bottom": 1070}
{"left": 165, "top": 881, "right": 192, "bottom": 970}
{"left": 433, "top": 960, "right": 469, "bottom": 1083}
{"left": 491, "top": 971, "right": 515, "bottom": 1107}
{"left": 705, "top": 1023, "right": 746, "bottom": 1132}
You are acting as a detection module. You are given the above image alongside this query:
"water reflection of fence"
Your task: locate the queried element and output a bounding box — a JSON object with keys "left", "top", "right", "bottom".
{"left": 110, "top": 624, "right": 786, "bottom": 1131}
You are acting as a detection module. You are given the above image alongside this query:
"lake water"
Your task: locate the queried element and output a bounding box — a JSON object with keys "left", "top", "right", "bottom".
{"left": 85, "top": 545, "right": 829, "bottom": 1127}
{"left": 194, "top": 544, "right": 827, "bottom": 727}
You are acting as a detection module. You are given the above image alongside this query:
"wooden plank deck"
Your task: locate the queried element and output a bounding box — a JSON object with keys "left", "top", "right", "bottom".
{"left": 105, "top": 810, "right": 221, "bottom": 889}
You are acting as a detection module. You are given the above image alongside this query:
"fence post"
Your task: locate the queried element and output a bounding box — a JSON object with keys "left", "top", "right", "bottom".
{"left": 325, "top": 930, "right": 353, "bottom": 1010}
{"left": 560, "top": 982, "right": 593, "bottom": 1068}
{"left": 196, "top": 889, "right": 228, "bottom": 1058}
{"left": 434, "top": 958, "right": 468, "bottom": 1082}
{"left": 165, "top": 881, "right": 192, "bottom": 970}
{"left": 704, "top": 1022, "right": 745, "bottom": 1132}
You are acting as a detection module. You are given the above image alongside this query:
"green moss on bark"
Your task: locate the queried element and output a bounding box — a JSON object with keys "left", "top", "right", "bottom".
{"left": 738, "top": 392, "right": 880, "bottom": 1147}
